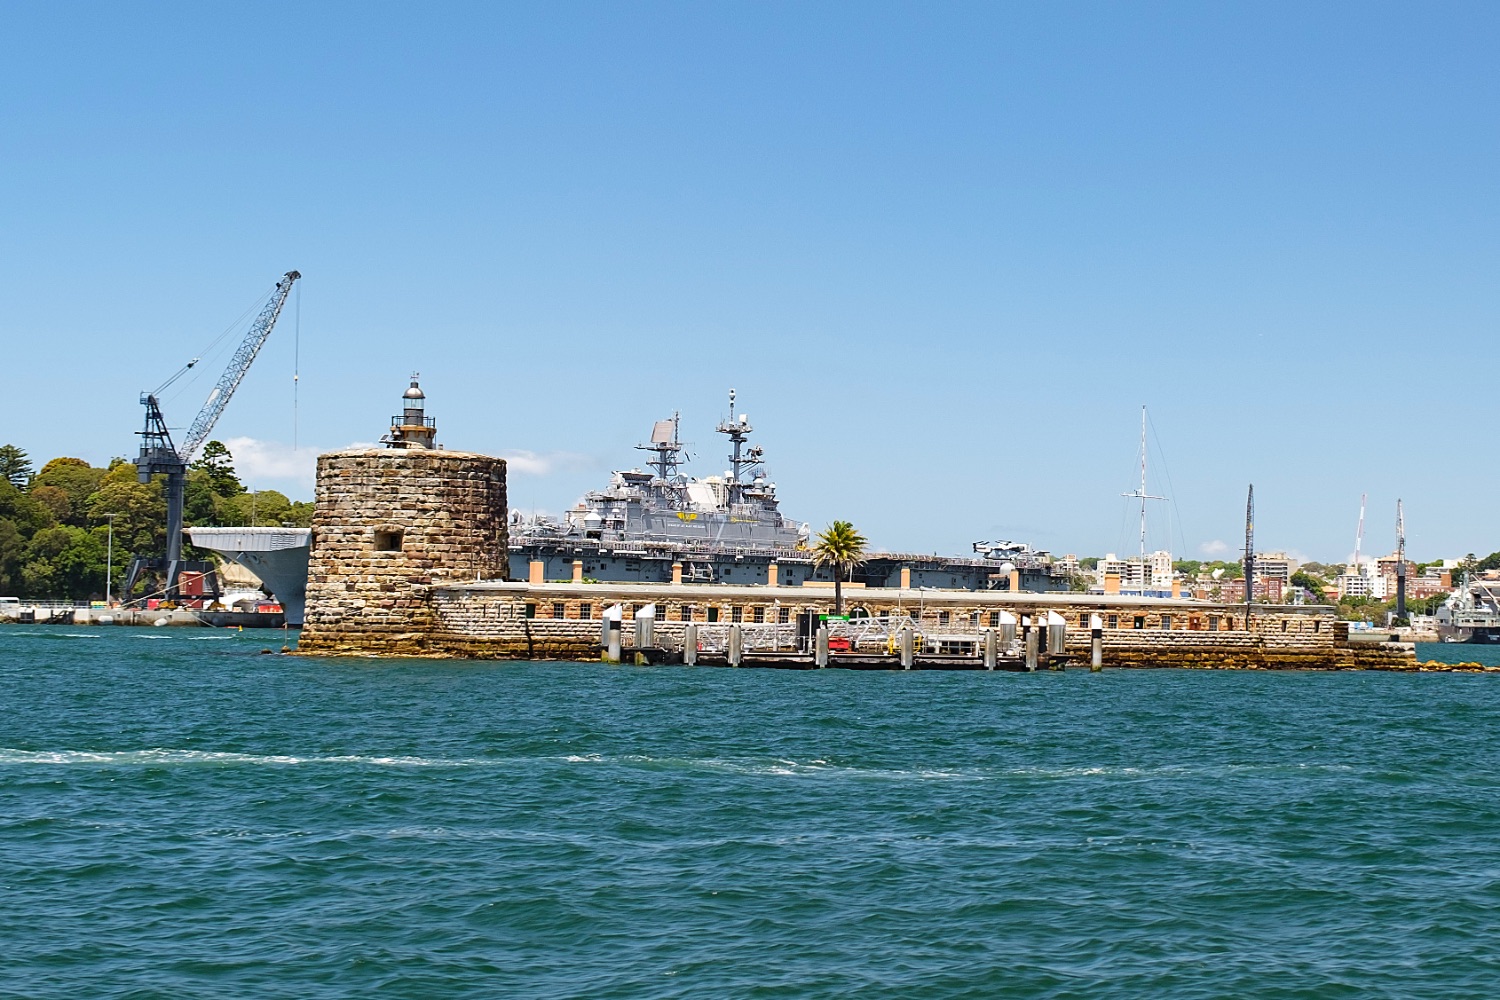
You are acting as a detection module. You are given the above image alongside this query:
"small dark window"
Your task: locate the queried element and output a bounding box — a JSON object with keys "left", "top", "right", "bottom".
{"left": 1162, "top": 614, "right": 1173, "bottom": 630}
{"left": 1107, "top": 614, "right": 1119, "bottom": 629}
{"left": 580, "top": 603, "right": 593, "bottom": 620}
{"left": 731, "top": 606, "right": 743, "bottom": 623}
{"left": 552, "top": 602, "right": 566, "bottom": 619}
{"left": 681, "top": 605, "right": 693, "bottom": 622}
{"left": 1281, "top": 619, "right": 1288, "bottom": 632}
{"left": 373, "top": 529, "right": 403, "bottom": 552}
{"left": 707, "top": 607, "right": 719, "bottom": 623}
{"left": 752, "top": 606, "right": 765, "bottom": 623}
{"left": 1209, "top": 615, "right": 1219, "bottom": 632}
{"left": 990, "top": 612, "right": 1001, "bottom": 627}
{"left": 938, "top": 611, "right": 950, "bottom": 625}
{"left": 1079, "top": 613, "right": 1088, "bottom": 628}
{"left": 778, "top": 607, "right": 790, "bottom": 624}
{"left": 524, "top": 603, "right": 536, "bottom": 619}
{"left": 1133, "top": 616, "right": 1145, "bottom": 630}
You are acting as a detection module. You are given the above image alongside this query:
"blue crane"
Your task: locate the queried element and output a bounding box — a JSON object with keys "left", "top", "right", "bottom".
{"left": 125, "top": 270, "right": 301, "bottom": 603}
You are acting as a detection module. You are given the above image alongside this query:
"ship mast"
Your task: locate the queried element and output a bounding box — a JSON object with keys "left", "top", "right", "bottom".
{"left": 716, "top": 388, "right": 764, "bottom": 505}
{"left": 1120, "top": 405, "right": 1166, "bottom": 586}
{"left": 636, "top": 412, "right": 686, "bottom": 483}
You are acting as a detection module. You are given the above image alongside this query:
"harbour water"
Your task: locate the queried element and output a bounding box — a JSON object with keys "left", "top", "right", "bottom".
{"left": 5, "top": 625, "right": 1500, "bottom": 997}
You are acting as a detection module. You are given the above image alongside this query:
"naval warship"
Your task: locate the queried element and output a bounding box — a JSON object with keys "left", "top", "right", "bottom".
{"left": 1435, "top": 574, "right": 1500, "bottom": 643}
{"left": 508, "top": 390, "right": 1070, "bottom": 593}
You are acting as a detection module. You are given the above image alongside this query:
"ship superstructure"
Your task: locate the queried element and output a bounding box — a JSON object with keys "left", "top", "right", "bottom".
{"left": 1436, "top": 574, "right": 1500, "bottom": 643}
{"left": 509, "top": 391, "right": 1069, "bottom": 592}
{"left": 546, "top": 391, "right": 809, "bottom": 553}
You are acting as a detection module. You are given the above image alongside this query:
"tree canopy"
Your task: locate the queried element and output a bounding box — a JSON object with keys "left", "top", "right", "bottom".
{"left": 0, "top": 445, "right": 33, "bottom": 488}
{"left": 812, "top": 520, "right": 868, "bottom": 615}
{"left": 0, "top": 440, "right": 312, "bottom": 600}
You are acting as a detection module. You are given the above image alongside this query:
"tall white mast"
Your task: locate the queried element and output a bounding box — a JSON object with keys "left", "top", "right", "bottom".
{"left": 1121, "top": 405, "right": 1166, "bottom": 583}
{"left": 1353, "top": 493, "right": 1367, "bottom": 574}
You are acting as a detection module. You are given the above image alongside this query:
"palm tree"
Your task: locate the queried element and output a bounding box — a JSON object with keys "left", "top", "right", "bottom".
{"left": 812, "top": 520, "right": 868, "bottom": 615}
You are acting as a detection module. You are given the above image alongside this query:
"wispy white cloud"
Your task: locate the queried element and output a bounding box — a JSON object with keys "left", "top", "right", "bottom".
{"left": 1199, "top": 539, "right": 1230, "bottom": 556}
{"left": 221, "top": 437, "right": 318, "bottom": 493}
{"left": 497, "top": 450, "right": 592, "bottom": 477}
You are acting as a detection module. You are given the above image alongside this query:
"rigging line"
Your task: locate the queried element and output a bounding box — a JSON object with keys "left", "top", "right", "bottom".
{"left": 1146, "top": 409, "right": 1190, "bottom": 561}
{"left": 159, "top": 284, "right": 277, "bottom": 410}
{"left": 293, "top": 279, "right": 301, "bottom": 452}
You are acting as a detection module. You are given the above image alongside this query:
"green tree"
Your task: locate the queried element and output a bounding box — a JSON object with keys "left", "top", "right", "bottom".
{"left": 190, "top": 440, "right": 245, "bottom": 497}
{"left": 0, "top": 445, "right": 33, "bottom": 488}
{"left": 0, "top": 518, "right": 24, "bottom": 593}
{"left": 812, "top": 520, "right": 868, "bottom": 615}
{"left": 32, "top": 458, "right": 106, "bottom": 525}
{"left": 217, "top": 489, "right": 296, "bottom": 527}
{"left": 1475, "top": 551, "right": 1500, "bottom": 573}
{"left": 1290, "top": 570, "right": 1327, "bottom": 602}
{"left": 85, "top": 472, "right": 165, "bottom": 558}
{"left": 0, "top": 480, "right": 54, "bottom": 534}
{"left": 21, "top": 525, "right": 105, "bottom": 600}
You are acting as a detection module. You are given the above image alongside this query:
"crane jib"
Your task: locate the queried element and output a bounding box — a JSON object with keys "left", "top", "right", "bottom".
{"left": 178, "top": 270, "right": 300, "bottom": 461}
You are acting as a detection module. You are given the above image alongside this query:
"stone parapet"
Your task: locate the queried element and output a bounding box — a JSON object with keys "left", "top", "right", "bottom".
{"left": 298, "top": 448, "right": 507, "bottom": 655}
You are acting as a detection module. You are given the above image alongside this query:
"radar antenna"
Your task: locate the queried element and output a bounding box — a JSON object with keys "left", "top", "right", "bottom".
{"left": 636, "top": 412, "right": 687, "bottom": 482}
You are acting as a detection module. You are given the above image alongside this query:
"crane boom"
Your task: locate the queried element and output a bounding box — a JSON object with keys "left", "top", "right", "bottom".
{"left": 124, "top": 269, "right": 300, "bottom": 605}
{"left": 179, "top": 270, "right": 300, "bottom": 461}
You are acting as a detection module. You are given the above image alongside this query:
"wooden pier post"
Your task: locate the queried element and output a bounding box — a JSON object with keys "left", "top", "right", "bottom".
{"left": 1090, "top": 613, "right": 1103, "bottom": 671}
{"left": 1025, "top": 626, "right": 1039, "bottom": 672}
{"left": 900, "top": 628, "right": 914, "bottom": 669}
{"left": 983, "top": 629, "right": 997, "bottom": 670}
{"left": 728, "top": 624, "right": 743, "bottom": 667}
{"left": 684, "top": 623, "right": 698, "bottom": 666}
{"left": 815, "top": 626, "right": 829, "bottom": 668}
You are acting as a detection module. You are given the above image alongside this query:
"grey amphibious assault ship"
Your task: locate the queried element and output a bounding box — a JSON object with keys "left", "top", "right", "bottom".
{"left": 508, "top": 391, "right": 1069, "bottom": 593}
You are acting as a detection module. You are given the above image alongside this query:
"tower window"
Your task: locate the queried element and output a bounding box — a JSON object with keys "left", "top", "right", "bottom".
{"left": 373, "top": 529, "right": 403, "bottom": 552}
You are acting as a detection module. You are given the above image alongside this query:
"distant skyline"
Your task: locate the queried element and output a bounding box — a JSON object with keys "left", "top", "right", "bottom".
{"left": 3, "top": 2, "right": 1496, "bottom": 563}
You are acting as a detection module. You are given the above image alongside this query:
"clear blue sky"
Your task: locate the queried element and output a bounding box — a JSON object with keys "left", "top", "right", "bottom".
{"left": 3, "top": 1, "right": 1496, "bottom": 563}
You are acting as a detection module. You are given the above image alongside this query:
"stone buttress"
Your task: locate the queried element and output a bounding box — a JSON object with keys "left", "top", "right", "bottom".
{"left": 297, "top": 448, "right": 507, "bottom": 655}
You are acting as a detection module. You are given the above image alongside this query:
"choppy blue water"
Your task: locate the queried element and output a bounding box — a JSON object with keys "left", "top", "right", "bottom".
{"left": 5, "top": 626, "right": 1500, "bottom": 998}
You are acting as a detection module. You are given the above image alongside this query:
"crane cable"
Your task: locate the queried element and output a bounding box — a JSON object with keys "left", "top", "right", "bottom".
{"left": 293, "top": 279, "right": 301, "bottom": 451}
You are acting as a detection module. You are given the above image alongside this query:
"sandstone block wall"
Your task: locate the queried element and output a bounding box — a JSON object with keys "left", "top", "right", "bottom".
{"left": 298, "top": 448, "right": 507, "bottom": 655}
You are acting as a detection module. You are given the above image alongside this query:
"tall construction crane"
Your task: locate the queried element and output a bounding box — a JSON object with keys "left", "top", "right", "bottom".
{"left": 125, "top": 270, "right": 301, "bottom": 602}
{"left": 1243, "top": 484, "right": 1255, "bottom": 619}
{"left": 1395, "top": 499, "right": 1407, "bottom": 622}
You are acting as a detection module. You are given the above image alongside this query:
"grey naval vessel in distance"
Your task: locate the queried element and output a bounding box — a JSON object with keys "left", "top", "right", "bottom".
{"left": 508, "top": 390, "right": 1070, "bottom": 593}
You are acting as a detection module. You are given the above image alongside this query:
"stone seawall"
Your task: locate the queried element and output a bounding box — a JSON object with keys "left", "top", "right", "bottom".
{"left": 296, "top": 579, "right": 1419, "bottom": 669}
{"left": 297, "top": 449, "right": 507, "bottom": 656}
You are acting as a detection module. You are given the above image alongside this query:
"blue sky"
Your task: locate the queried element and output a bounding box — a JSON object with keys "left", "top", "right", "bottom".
{"left": 3, "top": 1, "right": 1496, "bottom": 563}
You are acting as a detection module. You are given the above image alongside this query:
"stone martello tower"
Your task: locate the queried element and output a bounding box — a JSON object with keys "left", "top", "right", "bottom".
{"left": 298, "top": 378, "right": 508, "bottom": 655}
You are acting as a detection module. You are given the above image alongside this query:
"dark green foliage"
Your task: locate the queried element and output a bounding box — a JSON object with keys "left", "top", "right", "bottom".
{"left": 32, "top": 458, "right": 107, "bottom": 525}
{"left": 1291, "top": 570, "right": 1328, "bottom": 601}
{"left": 0, "top": 445, "right": 33, "bottom": 488}
{"left": 190, "top": 441, "right": 245, "bottom": 498}
{"left": 0, "top": 447, "right": 310, "bottom": 600}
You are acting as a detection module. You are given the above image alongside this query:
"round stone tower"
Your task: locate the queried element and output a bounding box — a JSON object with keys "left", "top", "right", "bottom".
{"left": 298, "top": 379, "right": 507, "bottom": 654}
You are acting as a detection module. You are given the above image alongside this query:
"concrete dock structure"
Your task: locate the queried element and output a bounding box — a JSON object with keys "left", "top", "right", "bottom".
{"left": 293, "top": 408, "right": 1415, "bottom": 670}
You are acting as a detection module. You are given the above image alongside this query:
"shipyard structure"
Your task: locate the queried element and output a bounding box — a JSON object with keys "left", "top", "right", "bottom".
{"left": 298, "top": 381, "right": 1415, "bottom": 670}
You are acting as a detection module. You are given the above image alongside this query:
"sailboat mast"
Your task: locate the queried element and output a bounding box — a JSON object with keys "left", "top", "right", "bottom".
{"left": 1138, "top": 406, "right": 1148, "bottom": 566}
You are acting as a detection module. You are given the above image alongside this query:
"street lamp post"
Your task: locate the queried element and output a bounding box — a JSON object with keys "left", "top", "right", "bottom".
{"left": 105, "top": 514, "right": 117, "bottom": 607}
